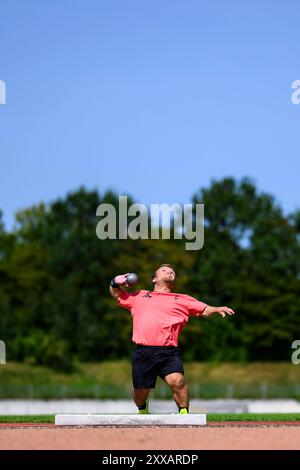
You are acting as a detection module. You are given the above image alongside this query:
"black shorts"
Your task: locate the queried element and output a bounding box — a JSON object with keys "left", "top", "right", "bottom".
{"left": 132, "top": 345, "right": 184, "bottom": 389}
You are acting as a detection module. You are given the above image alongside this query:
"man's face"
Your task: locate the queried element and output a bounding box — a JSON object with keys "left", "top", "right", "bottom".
{"left": 154, "top": 266, "right": 176, "bottom": 284}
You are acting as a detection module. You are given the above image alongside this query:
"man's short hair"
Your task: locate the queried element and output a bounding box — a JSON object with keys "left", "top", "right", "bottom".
{"left": 152, "top": 264, "right": 175, "bottom": 286}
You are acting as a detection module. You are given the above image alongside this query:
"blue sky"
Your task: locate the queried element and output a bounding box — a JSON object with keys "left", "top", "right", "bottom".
{"left": 0, "top": 0, "right": 299, "bottom": 231}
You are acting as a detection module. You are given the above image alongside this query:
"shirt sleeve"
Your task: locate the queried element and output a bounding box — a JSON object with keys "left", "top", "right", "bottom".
{"left": 184, "top": 295, "right": 208, "bottom": 317}
{"left": 117, "top": 290, "right": 140, "bottom": 311}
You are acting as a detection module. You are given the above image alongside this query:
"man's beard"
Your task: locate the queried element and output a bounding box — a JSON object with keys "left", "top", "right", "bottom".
{"left": 163, "top": 277, "right": 174, "bottom": 284}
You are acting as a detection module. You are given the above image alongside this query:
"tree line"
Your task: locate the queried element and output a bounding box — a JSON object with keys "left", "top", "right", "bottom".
{"left": 0, "top": 177, "right": 299, "bottom": 370}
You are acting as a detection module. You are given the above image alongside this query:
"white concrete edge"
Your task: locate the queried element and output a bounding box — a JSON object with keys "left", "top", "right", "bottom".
{"left": 55, "top": 413, "right": 207, "bottom": 426}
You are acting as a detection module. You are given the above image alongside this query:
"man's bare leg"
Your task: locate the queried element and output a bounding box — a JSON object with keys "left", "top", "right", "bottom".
{"left": 164, "top": 372, "right": 189, "bottom": 410}
{"left": 132, "top": 388, "right": 151, "bottom": 408}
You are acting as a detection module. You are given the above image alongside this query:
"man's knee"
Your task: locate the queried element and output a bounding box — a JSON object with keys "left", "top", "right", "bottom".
{"left": 166, "top": 374, "right": 186, "bottom": 390}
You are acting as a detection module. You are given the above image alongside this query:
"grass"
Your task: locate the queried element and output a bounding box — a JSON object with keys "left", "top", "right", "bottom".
{"left": 2, "top": 361, "right": 300, "bottom": 386}
{"left": 0, "top": 415, "right": 55, "bottom": 423}
{"left": 1, "top": 361, "right": 300, "bottom": 399}
{"left": 1, "top": 414, "right": 300, "bottom": 424}
{"left": 207, "top": 413, "right": 300, "bottom": 422}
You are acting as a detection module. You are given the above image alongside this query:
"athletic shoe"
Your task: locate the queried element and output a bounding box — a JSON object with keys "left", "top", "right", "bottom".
{"left": 138, "top": 399, "right": 149, "bottom": 414}
{"left": 178, "top": 408, "right": 188, "bottom": 414}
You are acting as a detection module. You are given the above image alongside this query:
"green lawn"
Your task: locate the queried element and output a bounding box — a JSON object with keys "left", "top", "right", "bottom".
{"left": 2, "top": 361, "right": 300, "bottom": 387}
{"left": 208, "top": 413, "right": 300, "bottom": 421}
{"left": 1, "top": 361, "right": 300, "bottom": 399}
{"left": 0, "top": 415, "right": 55, "bottom": 423}
{"left": 1, "top": 414, "right": 300, "bottom": 424}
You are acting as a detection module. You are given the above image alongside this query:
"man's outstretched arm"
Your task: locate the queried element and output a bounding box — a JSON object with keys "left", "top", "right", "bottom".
{"left": 202, "top": 305, "right": 235, "bottom": 318}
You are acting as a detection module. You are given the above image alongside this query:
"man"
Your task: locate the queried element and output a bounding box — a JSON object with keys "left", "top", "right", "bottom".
{"left": 110, "top": 264, "right": 235, "bottom": 414}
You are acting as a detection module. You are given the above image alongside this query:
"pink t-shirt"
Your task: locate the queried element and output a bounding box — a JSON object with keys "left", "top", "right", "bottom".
{"left": 117, "top": 290, "right": 208, "bottom": 346}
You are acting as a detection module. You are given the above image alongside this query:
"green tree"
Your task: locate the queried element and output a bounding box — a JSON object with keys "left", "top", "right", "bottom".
{"left": 1, "top": 178, "right": 299, "bottom": 369}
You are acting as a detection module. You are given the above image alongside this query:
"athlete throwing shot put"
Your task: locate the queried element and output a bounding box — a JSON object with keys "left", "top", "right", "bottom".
{"left": 110, "top": 264, "right": 235, "bottom": 414}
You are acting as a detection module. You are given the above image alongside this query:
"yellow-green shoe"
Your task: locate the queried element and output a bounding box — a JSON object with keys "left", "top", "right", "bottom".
{"left": 178, "top": 408, "right": 188, "bottom": 414}
{"left": 138, "top": 399, "right": 149, "bottom": 414}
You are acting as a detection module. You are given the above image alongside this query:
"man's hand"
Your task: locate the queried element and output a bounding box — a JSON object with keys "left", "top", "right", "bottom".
{"left": 202, "top": 305, "right": 235, "bottom": 318}
{"left": 114, "top": 273, "right": 130, "bottom": 287}
{"left": 109, "top": 273, "right": 131, "bottom": 300}
{"left": 215, "top": 306, "right": 235, "bottom": 318}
